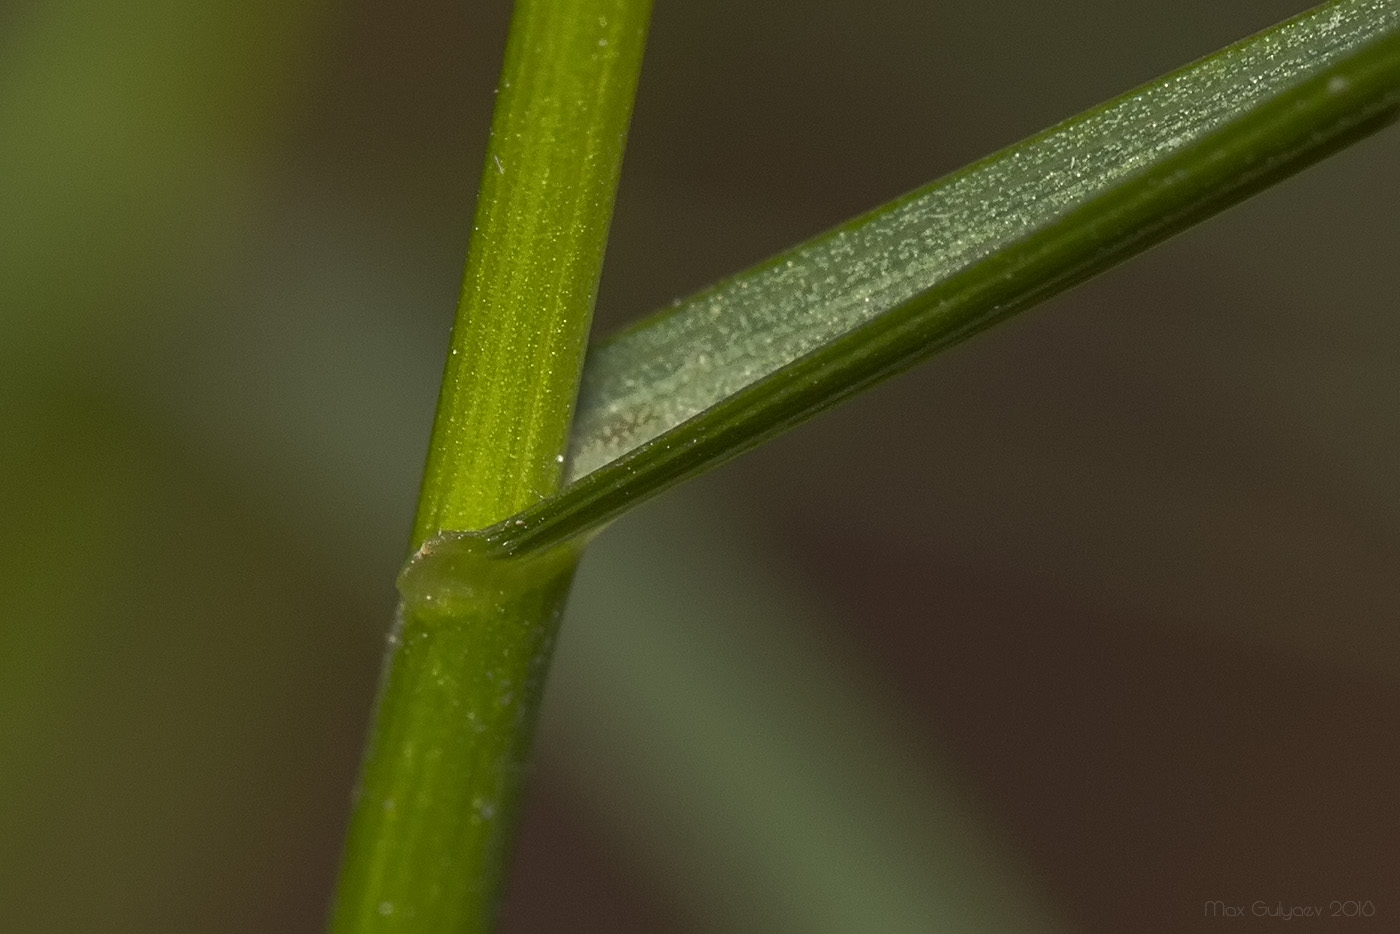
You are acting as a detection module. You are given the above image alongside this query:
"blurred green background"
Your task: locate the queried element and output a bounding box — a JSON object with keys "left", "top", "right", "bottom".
{"left": 2, "top": 0, "right": 1398, "bottom": 931}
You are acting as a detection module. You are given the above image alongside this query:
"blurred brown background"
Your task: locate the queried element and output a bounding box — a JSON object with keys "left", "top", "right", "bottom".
{"left": 2, "top": 0, "right": 1397, "bottom": 931}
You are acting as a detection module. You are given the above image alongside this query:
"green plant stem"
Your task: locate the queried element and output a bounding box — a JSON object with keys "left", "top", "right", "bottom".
{"left": 330, "top": 0, "right": 651, "bottom": 930}
{"left": 456, "top": 0, "right": 1400, "bottom": 558}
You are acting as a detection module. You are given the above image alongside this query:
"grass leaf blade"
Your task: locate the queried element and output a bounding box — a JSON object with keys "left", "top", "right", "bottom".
{"left": 476, "top": 0, "right": 1400, "bottom": 556}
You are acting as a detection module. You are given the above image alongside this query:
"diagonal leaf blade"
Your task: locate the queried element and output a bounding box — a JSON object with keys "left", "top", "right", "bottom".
{"left": 442, "top": 0, "right": 1400, "bottom": 559}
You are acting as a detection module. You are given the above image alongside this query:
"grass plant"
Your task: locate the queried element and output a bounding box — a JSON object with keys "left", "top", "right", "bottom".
{"left": 332, "top": 0, "right": 1400, "bottom": 930}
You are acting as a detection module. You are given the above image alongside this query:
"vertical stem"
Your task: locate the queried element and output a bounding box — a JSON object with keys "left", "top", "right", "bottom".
{"left": 414, "top": 0, "right": 652, "bottom": 543}
{"left": 331, "top": 1, "right": 652, "bottom": 931}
